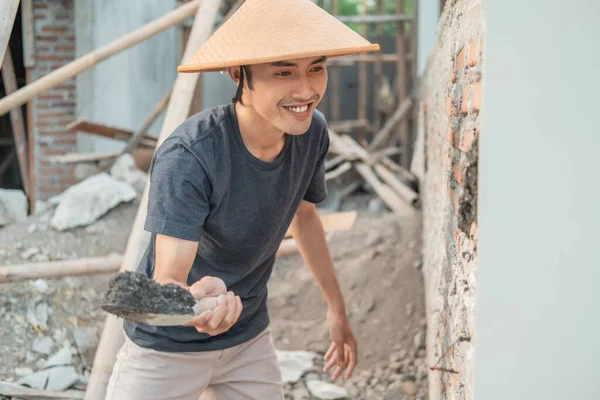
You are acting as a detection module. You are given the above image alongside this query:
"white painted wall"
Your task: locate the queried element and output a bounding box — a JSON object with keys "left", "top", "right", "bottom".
{"left": 476, "top": 0, "right": 600, "bottom": 398}
{"left": 76, "top": 0, "right": 178, "bottom": 152}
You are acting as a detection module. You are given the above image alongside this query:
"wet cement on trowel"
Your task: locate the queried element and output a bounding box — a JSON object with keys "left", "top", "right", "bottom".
{"left": 101, "top": 271, "right": 196, "bottom": 319}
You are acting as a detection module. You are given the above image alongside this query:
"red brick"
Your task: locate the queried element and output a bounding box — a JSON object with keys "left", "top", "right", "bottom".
{"left": 461, "top": 129, "right": 476, "bottom": 152}
{"left": 40, "top": 149, "right": 66, "bottom": 155}
{"left": 36, "top": 121, "right": 57, "bottom": 127}
{"left": 446, "top": 123, "right": 454, "bottom": 145}
{"left": 455, "top": 47, "right": 465, "bottom": 70}
{"left": 42, "top": 26, "right": 69, "bottom": 33}
{"left": 471, "top": 81, "right": 481, "bottom": 111}
{"left": 467, "top": 39, "right": 478, "bottom": 67}
{"left": 41, "top": 168, "right": 66, "bottom": 175}
{"left": 38, "top": 112, "right": 65, "bottom": 118}
{"left": 453, "top": 163, "right": 463, "bottom": 184}
{"left": 54, "top": 45, "right": 74, "bottom": 52}
{"left": 38, "top": 55, "right": 72, "bottom": 62}
{"left": 461, "top": 87, "right": 469, "bottom": 113}
{"left": 37, "top": 35, "right": 58, "bottom": 42}
{"left": 53, "top": 137, "right": 76, "bottom": 145}
{"left": 39, "top": 94, "right": 63, "bottom": 101}
{"left": 39, "top": 130, "right": 66, "bottom": 136}
{"left": 58, "top": 178, "right": 78, "bottom": 185}
{"left": 446, "top": 96, "right": 453, "bottom": 116}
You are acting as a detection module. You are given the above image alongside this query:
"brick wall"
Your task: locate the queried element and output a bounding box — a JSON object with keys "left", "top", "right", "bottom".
{"left": 32, "top": 0, "right": 77, "bottom": 200}
{"left": 414, "top": 0, "right": 484, "bottom": 398}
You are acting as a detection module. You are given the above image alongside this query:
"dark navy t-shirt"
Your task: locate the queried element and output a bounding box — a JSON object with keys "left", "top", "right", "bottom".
{"left": 123, "top": 102, "right": 329, "bottom": 352}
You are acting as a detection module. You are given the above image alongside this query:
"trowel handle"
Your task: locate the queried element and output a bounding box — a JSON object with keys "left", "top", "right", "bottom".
{"left": 193, "top": 296, "right": 219, "bottom": 315}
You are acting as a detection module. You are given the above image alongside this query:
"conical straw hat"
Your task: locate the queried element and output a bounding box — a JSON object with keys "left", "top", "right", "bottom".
{"left": 178, "top": 0, "right": 380, "bottom": 73}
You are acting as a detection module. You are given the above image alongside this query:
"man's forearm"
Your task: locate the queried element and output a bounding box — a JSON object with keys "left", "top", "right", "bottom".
{"left": 289, "top": 207, "right": 346, "bottom": 314}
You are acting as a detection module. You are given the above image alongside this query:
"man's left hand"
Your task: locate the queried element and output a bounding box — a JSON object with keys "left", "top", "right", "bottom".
{"left": 323, "top": 309, "right": 358, "bottom": 380}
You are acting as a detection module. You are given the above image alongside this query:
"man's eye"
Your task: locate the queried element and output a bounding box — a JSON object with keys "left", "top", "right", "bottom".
{"left": 276, "top": 71, "right": 291, "bottom": 76}
{"left": 312, "top": 66, "right": 324, "bottom": 72}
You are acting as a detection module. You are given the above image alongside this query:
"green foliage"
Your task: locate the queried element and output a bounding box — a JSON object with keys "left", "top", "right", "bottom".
{"left": 324, "top": 0, "right": 416, "bottom": 38}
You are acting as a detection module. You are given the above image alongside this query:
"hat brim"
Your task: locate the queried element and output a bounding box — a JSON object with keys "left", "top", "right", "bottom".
{"left": 177, "top": 43, "right": 381, "bottom": 73}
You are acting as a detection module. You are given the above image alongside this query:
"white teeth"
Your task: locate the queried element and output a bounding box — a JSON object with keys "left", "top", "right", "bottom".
{"left": 286, "top": 105, "right": 309, "bottom": 113}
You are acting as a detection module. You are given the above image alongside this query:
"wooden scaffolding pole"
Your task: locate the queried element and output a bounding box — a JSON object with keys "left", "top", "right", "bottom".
{"left": 395, "top": 0, "right": 409, "bottom": 167}
{"left": 0, "top": 0, "right": 19, "bottom": 64}
{"left": 357, "top": 0, "right": 368, "bottom": 143}
{"left": 1, "top": 47, "right": 30, "bottom": 196}
{"left": 373, "top": 0, "right": 384, "bottom": 131}
{"left": 83, "top": 1, "right": 223, "bottom": 399}
{"left": 0, "top": 0, "right": 204, "bottom": 117}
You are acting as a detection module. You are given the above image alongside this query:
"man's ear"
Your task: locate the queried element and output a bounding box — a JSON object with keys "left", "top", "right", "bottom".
{"left": 227, "top": 67, "right": 241, "bottom": 84}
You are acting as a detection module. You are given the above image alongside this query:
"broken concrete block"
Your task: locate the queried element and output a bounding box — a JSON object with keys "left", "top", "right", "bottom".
{"left": 14, "top": 367, "right": 34, "bottom": 377}
{"left": 26, "top": 302, "right": 50, "bottom": 333}
{"left": 275, "top": 350, "right": 316, "bottom": 384}
{"left": 72, "top": 326, "right": 98, "bottom": 367}
{"left": 32, "top": 336, "right": 54, "bottom": 355}
{"left": 306, "top": 380, "right": 348, "bottom": 400}
{"left": 51, "top": 173, "right": 137, "bottom": 231}
{"left": 110, "top": 153, "right": 148, "bottom": 193}
{"left": 17, "top": 370, "right": 49, "bottom": 390}
{"left": 0, "top": 189, "right": 27, "bottom": 226}
{"left": 43, "top": 346, "right": 74, "bottom": 368}
{"left": 45, "top": 366, "right": 79, "bottom": 391}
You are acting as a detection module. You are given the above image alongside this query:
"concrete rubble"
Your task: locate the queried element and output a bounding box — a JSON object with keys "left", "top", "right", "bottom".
{"left": 0, "top": 189, "right": 27, "bottom": 227}
{"left": 50, "top": 173, "right": 137, "bottom": 231}
{"left": 0, "top": 190, "right": 427, "bottom": 399}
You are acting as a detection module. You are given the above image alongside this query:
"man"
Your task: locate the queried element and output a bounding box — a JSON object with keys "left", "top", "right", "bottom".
{"left": 105, "top": 0, "right": 379, "bottom": 398}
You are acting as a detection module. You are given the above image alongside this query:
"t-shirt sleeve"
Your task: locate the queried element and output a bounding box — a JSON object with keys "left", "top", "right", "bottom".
{"left": 303, "top": 125, "right": 330, "bottom": 204}
{"left": 144, "top": 138, "right": 211, "bottom": 241}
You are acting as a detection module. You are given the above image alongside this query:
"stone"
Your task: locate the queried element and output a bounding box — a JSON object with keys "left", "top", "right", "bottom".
{"left": 45, "top": 365, "right": 79, "bottom": 391}
{"left": 110, "top": 153, "right": 148, "bottom": 193}
{"left": 0, "top": 188, "right": 27, "bottom": 226}
{"left": 292, "top": 387, "right": 311, "bottom": 400}
{"left": 14, "top": 367, "right": 34, "bottom": 377}
{"left": 17, "top": 370, "right": 50, "bottom": 390}
{"left": 307, "top": 380, "right": 348, "bottom": 399}
{"left": 401, "top": 381, "right": 418, "bottom": 396}
{"left": 20, "top": 247, "right": 40, "bottom": 260}
{"left": 72, "top": 326, "right": 98, "bottom": 367}
{"left": 43, "top": 346, "right": 74, "bottom": 368}
{"left": 276, "top": 350, "right": 316, "bottom": 383}
{"left": 75, "top": 162, "right": 101, "bottom": 182}
{"left": 413, "top": 260, "right": 423, "bottom": 269}
{"left": 413, "top": 329, "right": 426, "bottom": 350}
{"left": 32, "top": 336, "right": 54, "bottom": 355}
{"left": 51, "top": 173, "right": 137, "bottom": 231}
{"left": 31, "top": 279, "right": 50, "bottom": 293}
{"left": 383, "top": 381, "right": 405, "bottom": 400}
{"left": 26, "top": 302, "right": 50, "bottom": 333}
{"left": 368, "top": 198, "right": 385, "bottom": 212}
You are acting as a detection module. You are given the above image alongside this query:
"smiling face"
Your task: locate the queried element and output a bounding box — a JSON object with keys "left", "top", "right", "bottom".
{"left": 230, "top": 56, "right": 328, "bottom": 135}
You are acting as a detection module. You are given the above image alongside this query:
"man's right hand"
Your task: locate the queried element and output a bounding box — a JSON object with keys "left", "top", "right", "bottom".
{"left": 184, "top": 276, "right": 243, "bottom": 336}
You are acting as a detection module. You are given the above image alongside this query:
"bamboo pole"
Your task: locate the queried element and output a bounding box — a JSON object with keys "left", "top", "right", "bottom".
{"left": 84, "top": 2, "right": 222, "bottom": 399}
{"left": 0, "top": 254, "right": 124, "bottom": 283}
{"left": 1, "top": 47, "right": 30, "bottom": 196}
{"left": 373, "top": 0, "right": 384, "bottom": 131}
{"left": 0, "top": 0, "right": 19, "bottom": 64}
{"left": 336, "top": 14, "right": 411, "bottom": 23}
{"left": 108, "top": 87, "right": 172, "bottom": 169}
{"left": 395, "top": 0, "right": 409, "bottom": 166}
{"left": 0, "top": 0, "right": 203, "bottom": 117}
{"left": 369, "top": 97, "right": 412, "bottom": 151}
{"left": 357, "top": 0, "right": 368, "bottom": 143}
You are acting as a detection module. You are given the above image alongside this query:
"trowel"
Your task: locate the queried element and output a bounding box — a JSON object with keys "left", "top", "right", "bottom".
{"left": 100, "top": 271, "right": 220, "bottom": 326}
{"left": 102, "top": 296, "right": 219, "bottom": 326}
